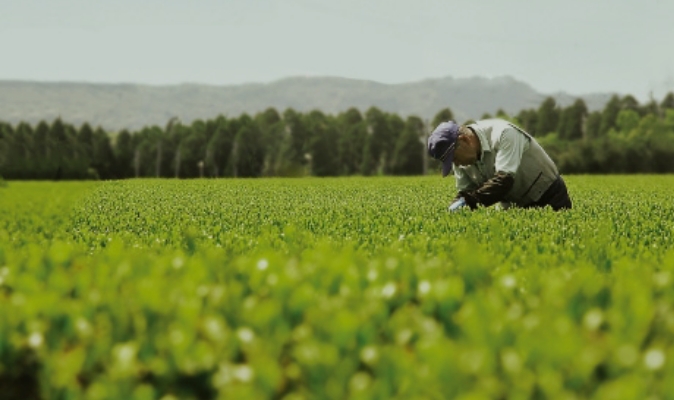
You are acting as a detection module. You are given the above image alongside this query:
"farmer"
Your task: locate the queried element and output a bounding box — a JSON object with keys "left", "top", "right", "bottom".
{"left": 427, "top": 118, "right": 572, "bottom": 212}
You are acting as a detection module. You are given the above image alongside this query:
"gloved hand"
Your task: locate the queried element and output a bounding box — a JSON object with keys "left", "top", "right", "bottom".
{"left": 448, "top": 197, "right": 467, "bottom": 212}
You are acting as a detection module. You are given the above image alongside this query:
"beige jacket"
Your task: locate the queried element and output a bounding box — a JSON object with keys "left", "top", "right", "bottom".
{"left": 454, "top": 119, "right": 559, "bottom": 206}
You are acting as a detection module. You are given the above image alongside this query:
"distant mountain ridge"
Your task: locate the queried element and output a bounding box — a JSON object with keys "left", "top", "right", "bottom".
{"left": 0, "top": 76, "right": 617, "bottom": 131}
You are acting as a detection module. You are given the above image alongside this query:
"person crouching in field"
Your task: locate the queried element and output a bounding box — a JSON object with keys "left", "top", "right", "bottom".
{"left": 427, "top": 118, "right": 572, "bottom": 212}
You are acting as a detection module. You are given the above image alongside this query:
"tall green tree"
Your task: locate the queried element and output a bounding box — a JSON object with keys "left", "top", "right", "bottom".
{"left": 584, "top": 112, "right": 603, "bottom": 140}
{"left": 599, "top": 95, "right": 622, "bottom": 136}
{"left": 0, "top": 127, "right": 15, "bottom": 178}
{"left": 16, "top": 123, "right": 35, "bottom": 178}
{"left": 0, "top": 146, "right": 6, "bottom": 180}
{"left": 337, "top": 108, "right": 367, "bottom": 175}
{"left": 0, "top": 123, "right": 8, "bottom": 175}
{"left": 0, "top": 121, "right": 8, "bottom": 139}
{"left": 279, "top": 108, "right": 310, "bottom": 176}
{"left": 515, "top": 109, "right": 538, "bottom": 134}
{"left": 78, "top": 123, "right": 106, "bottom": 179}
{"left": 114, "top": 130, "right": 134, "bottom": 178}
{"left": 306, "top": 111, "right": 340, "bottom": 177}
{"left": 157, "top": 118, "right": 181, "bottom": 178}
{"left": 361, "top": 107, "right": 389, "bottom": 175}
{"left": 651, "top": 111, "right": 674, "bottom": 172}
{"left": 535, "top": 97, "right": 560, "bottom": 136}
{"left": 661, "top": 92, "right": 674, "bottom": 111}
{"left": 385, "top": 114, "right": 405, "bottom": 174}
{"left": 49, "top": 118, "right": 84, "bottom": 179}
{"left": 33, "top": 121, "right": 49, "bottom": 159}
{"left": 391, "top": 116, "right": 424, "bottom": 175}
{"left": 495, "top": 108, "right": 510, "bottom": 120}
{"left": 557, "top": 99, "right": 588, "bottom": 140}
{"left": 50, "top": 118, "right": 69, "bottom": 177}
{"left": 78, "top": 123, "right": 95, "bottom": 161}
{"left": 2, "top": 124, "right": 29, "bottom": 178}
{"left": 640, "top": 100, "right": 660, "bottom": 117}
{"left": 255, "top": 108, "right": 285, "bottom": 176}
{"left": 169, "top": 123, "right": 191, "bottom": 178}
{"left": 620, "top": 95, "right": 642, "bottom": 115}
{"left": 205, "top": 116, "right": 234, "bottom": 177}
{"left": 233, "top": 122, "right": 266, "bottom": 178}
{"left": 256, "top": 108, "right": 282, "bottom": 132}
{"left": 132, "top": 127, "right": 156, "bottom": 178}
{"left": 91, "top": 127, "right": 115, "bottom": 179}
{"left": 282, "top": 108, "right": 310, "bottom": 170}
{"left": 178, "top": 125, "right": 208, "bottom": 178}
{"left": 615, "top": 109, "right": 640, "bottom": 134}
{"left": 432, "top": 108, "right": 454, "bottom": 128}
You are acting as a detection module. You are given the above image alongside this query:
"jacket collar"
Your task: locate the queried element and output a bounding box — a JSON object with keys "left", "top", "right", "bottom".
{"left": 469, "top": 126, "right": 491, "bottom": 160}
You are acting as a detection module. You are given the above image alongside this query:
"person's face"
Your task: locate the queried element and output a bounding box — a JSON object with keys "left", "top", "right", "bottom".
{"left": 452, "top": 134, "right": 478, "bottom": 166}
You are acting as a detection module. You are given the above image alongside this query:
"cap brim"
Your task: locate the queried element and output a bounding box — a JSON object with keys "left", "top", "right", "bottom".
{"left": 441, "top": 155, "right": 454, "bottom": 177}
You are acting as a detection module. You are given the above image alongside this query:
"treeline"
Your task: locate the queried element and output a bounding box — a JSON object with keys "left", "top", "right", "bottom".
{"left": 1, "top": 92, "right": 674, "bottom": 180}
{"left": 0, "top": 108, "right": 439, "bottom": 180}
{"left": 506, "top": 92, "right": 674, "bottom": 173}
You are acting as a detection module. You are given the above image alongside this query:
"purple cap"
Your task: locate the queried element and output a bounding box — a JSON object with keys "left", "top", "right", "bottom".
{"left": 427, "top": 121, "right": 460, "bottom": 177}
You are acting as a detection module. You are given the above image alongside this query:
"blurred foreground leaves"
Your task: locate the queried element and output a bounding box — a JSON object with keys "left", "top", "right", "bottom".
{"left": 1, "top": 177, "right": 674, "bottom": 399}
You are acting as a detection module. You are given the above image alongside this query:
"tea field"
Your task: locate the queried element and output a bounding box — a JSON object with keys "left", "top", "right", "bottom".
{"left": 1, "top": 176, "right": 674, "bottom": 400}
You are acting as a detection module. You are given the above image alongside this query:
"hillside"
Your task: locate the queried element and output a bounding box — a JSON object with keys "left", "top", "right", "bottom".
{"left": 0, "top": 76, "right": 616, "bottom": 131}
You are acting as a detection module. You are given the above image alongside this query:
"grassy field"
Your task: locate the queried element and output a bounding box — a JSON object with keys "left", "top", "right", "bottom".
{"left": 1, "top": 176, "right": 674, "bottom": 400}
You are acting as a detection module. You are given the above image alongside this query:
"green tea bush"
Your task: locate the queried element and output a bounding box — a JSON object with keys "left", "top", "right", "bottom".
{"left": 1, "top": 176, "right": 674, "bottom": 399}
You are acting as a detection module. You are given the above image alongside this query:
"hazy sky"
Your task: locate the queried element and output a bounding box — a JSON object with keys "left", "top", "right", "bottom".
{"left": 2, "top": 0, "right": 674, "bottom": 100}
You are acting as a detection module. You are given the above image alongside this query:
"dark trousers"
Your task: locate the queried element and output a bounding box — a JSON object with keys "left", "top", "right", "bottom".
{"left": 525, "top": 176, "right": 572, "bottom": 211}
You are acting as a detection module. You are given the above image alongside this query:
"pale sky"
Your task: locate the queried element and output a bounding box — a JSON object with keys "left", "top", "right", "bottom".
{"left": 2, "top": 0, "right": 674, "bottom": 101}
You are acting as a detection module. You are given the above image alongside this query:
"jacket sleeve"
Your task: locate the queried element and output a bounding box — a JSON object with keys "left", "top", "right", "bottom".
{"left": 460, "top": 171, "right": 515, "bottom": 209}
{"left": 494, "top": 127, "right": 528, "bottom": 175}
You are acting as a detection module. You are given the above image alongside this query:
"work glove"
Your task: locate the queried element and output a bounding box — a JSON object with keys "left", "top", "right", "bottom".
{"left": 448, "top": 197, "right": 467, "bottom": 213}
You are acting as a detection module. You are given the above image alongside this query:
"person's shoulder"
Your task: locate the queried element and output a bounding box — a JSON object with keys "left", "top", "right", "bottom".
{"left": 472, "top": 119, "right": 512, "bottom": 140}
{"left": 472, "top": 118, "right": 512, "bottom": 131}
{"left": 474, "top": 117, "right": 507, "bottom": 124}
